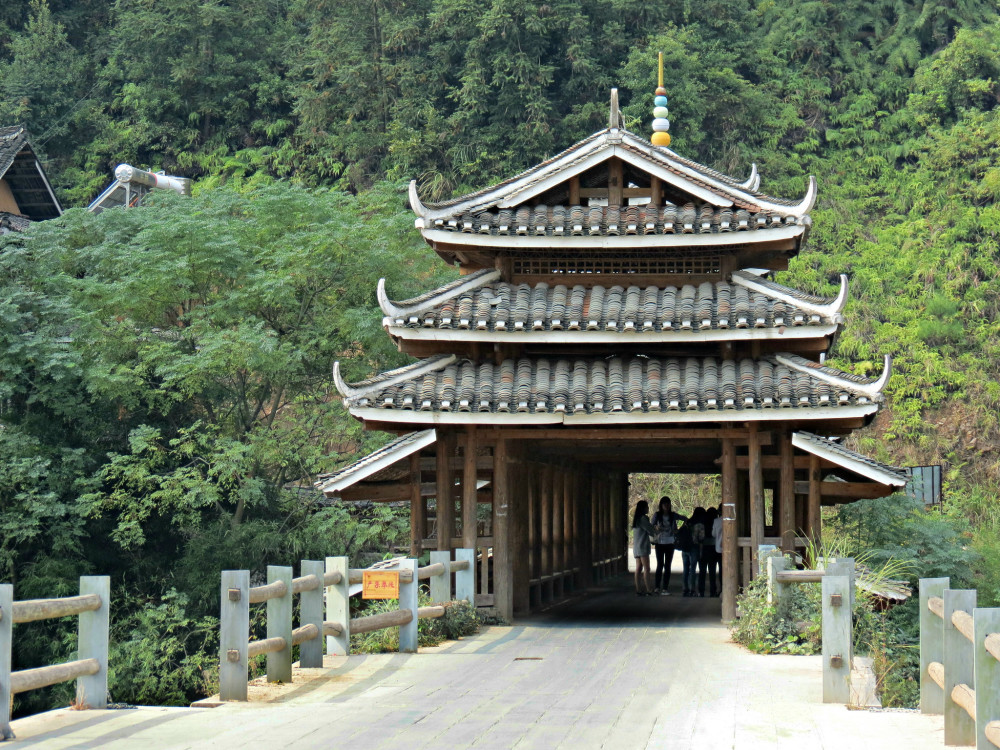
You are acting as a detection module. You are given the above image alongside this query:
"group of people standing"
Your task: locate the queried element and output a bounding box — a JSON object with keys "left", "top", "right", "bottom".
{"left": 632, "top": 497, "right": 722, "bottom": 597}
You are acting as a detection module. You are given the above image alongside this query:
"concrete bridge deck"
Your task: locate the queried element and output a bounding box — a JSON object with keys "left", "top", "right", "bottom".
{"left": 10, "top": 577, "right": 943, "bottom": 749}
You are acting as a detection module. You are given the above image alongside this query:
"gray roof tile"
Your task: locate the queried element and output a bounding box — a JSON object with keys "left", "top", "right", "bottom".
{"left": 385, "top": 277, "right": 838, "bottom": 334}
{"left": 343, "top": 354, "right": 880, "bottom": 415}
{"left": 428, "top": 202, "right": 800, "bottom": 237}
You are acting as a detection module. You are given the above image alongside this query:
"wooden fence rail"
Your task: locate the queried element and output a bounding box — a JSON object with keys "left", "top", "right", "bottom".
{"left": 219, "top": 549, "right": 476, "bottom": 702}
{"left": 764, "top": 551, "right": 856, "bottom": 705}
{"left": 919, "top": 577, "right": 1000, "bottom": 749}
{"left": 0, "top": 576, "right": 110, "bottom": 741}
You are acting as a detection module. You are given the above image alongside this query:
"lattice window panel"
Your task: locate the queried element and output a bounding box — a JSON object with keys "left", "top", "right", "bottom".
{"left": 512, "top": 251, "right": 722, "bottom": 276}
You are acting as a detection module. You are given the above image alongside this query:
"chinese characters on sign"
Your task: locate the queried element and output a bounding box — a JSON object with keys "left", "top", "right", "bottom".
{"left": 362, "top": 570, "right": 400, "bottom": 600}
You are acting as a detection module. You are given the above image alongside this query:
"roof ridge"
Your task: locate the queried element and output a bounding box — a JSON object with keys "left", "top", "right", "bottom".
{"left": 775, "top": 352, "right": 890, "bottom": 400}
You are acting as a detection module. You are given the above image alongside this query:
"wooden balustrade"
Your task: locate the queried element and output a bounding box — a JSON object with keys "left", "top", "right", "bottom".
{"left": 919, "top": 577, "right": 1000, "bottom": 749}
{"left": 1, "top": 576, "right": 110, "bottom": 741}
{"left": 218, "top": 549, "right": 477, "bottom": 702}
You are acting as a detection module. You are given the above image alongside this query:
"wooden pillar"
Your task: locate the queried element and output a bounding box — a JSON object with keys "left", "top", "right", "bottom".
{"left": 409, "top": 452, "right": 423, "bottom": 557}
{"left": 569, "top": 175, "right": 580, "bottom": 205}
{"left": 563, "top": 469, "right": 573, "bottom": 588}
{"left": 808, "top": 454, "right": 822, "bottom": 547}
{"left": 650, "top": 176, "right": 661, "bottom": 206}
{"left": 779, "top": 432, "right": 796, "bottom": 553}
{"left": 553, "top": 467, "right": 565, "bottom": 596}
{"left": 511, "top": 448, "right": 530, "bottom": 617}
{"left": 493, "top": 438, "right": 513, "bottom": 621}
{"left": 721, "top": 438, "right": 738, "bottom": 623}
{"left": 436, "top": 433, "right": 454, "bottom": 552}
{"left": 528, "top": 465, "right": 538, "bottom": 580}
{"left": 748, "top": 424, "right": 765, "bottom": 577}
{"left": 541, "top": 465, "right": 553, "bottom": 597}
{"left": 578, "top": 469, "right": 592, "bottom": 587}
{"left": 462, "top": 428, "right": 478, "bottom": 550}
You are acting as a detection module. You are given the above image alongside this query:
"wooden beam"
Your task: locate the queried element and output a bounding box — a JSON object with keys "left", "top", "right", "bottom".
{"left": 337, "top": 484, "right": 410, "bottom": 502}
{"left": 732, "top": 455, "right": 830, "bottom": 470}
{"left": 794, "top": 481, "right": 896, "bottom": 500}
{"left": 421, "top": 456, "right": 493, "bottom": 472}
{"left": 609, "top": 157, "right": 623, "bottom": 206}
{"left": 495, "top": 428, "right": 773, "bottom": 443}
{"left": 721, "top": 438, "right": 738, "bottom": 622}
{"left": 462, "top": 429, "right": 478, "bottom": 550}
{"left": 748, "top": 424, "right": 764, "bottom": 577}
{"left": 493, "top": 438, "right": 513, "bottom": 621}
{"left": 436, "top": 433, "right": 454, "bottom": 552}
{"left": 779, "top": 433, "right": 795, "bottom": 553}
{"left": 409, "top": 452, "right": 423, "bottom": 557}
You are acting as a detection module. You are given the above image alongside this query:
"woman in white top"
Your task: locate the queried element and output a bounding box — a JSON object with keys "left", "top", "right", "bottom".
{"left": 631, "top": 500, "right": 657, "bottom": 596}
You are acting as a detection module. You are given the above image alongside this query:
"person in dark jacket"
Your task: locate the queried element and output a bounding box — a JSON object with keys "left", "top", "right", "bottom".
{"left": 651, "top": 496, "right": 687, "bottom": 595}
{"left": 698, "top": 507, "right": 720, "bottom": 597}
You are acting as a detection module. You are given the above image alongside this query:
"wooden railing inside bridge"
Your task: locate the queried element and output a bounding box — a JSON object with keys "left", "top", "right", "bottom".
{"left": 0, "top": 576, "right": 110, "bottom": 740}
{"left": 919, "top": 577, "right": 1000, "bottom": 749}
{"left": 219, "top": 549, "right": 476, "bottom": 702}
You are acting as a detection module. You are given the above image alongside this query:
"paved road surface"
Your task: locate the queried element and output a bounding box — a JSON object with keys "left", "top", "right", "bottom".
{"left": 10, "top": 575, "right": 944, "bottom": 749}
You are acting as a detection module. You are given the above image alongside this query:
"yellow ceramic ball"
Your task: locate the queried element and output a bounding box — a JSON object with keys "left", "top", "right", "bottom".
{"left": 651, "top": 131, "right": 671, "bottom": 147}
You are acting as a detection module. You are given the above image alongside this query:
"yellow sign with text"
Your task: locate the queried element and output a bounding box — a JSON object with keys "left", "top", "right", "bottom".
{"left": 362, "top": 570, "right": 400, "bottom": 600}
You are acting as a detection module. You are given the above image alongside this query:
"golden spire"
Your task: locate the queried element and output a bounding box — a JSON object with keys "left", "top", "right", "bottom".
{"left": 651, "top": 52, "right": 671, "bottom": 148}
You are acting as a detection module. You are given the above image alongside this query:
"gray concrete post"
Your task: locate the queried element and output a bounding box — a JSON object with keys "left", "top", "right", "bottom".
{"left": 398, "top": 559, "right": 418, "bottom": 653}
{"left": 826, "top": 557, "right": 855, "bottom": 609}
{"left": 766, "top": 555, "right": 788, "bottom": 605}
{"left": 822, "top": 574, "right": 851, "bottom": 704}
{"left": 919, "top": 577, "right": 949, "bottom": 714}
{"left": 219, "top": 570, "right": 249, "bottom": 701}
{"left": 943, "top": 588, "right": 977, "bottom": 746}
{"left": 455, "top": 548, "right": 475, "bottom": 604}
{"left": 266, "top": 565, "right": 293, "bottom": 683}
{"left": 325, "top": 556, "right": 349, "bottom": 656}
{"left": 77, "top": 576, "right": 110, "bottom": 709}
{"left": 974, "top": 607, "right": 1000, "bottom": 750}
{"left": 429, "top": 551, "right": 451, "bottom": 604}
{"left": 299, "top": 560, "right": 324, "bottom": 669}
{"left": 1, "top": 584, "right": 13, "bottom": 740}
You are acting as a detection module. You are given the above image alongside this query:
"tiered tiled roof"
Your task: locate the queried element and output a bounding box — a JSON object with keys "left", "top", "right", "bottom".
{"left": 379, "top": 268, "right": 847, "bottom": 342}
{"left": 335, "top": 352, "right": 886, "bottom": 424}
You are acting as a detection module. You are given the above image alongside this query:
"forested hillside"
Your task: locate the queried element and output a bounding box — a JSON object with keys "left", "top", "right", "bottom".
{"left": 3, "top": 0, "right": 1000, "bottom": 711}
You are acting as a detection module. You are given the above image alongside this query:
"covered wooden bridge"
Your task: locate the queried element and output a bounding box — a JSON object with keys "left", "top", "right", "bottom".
{"left": 319, "top": 90, "right": 907, "bottom": 623}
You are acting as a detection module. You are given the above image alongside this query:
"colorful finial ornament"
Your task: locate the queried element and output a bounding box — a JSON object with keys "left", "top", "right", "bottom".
{"left": 651, "top": 51, "right": 671, "bottom": 147}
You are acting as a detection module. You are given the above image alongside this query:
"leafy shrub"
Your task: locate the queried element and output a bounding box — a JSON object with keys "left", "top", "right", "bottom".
{"left": 349, "top": 592, "right": 479, "bottom": 654}
{"left": 731, "top": 564, "right": 821, "bottom": 655}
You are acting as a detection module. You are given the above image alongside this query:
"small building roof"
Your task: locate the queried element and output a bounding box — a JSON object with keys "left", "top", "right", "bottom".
{"left": 315, "top": 429, "right": 437, "bottom": 496}
{"left": 792, "top": 431, "right": 907, "bottom": 486}
{"left": 335, "top": 352, "right": 888, "bottom": 427}
{"left": 379, "top": 268, "right": 847, "bottom": 345}
{"left": 0, "top": 125, "right": 62, "bottom": 223}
